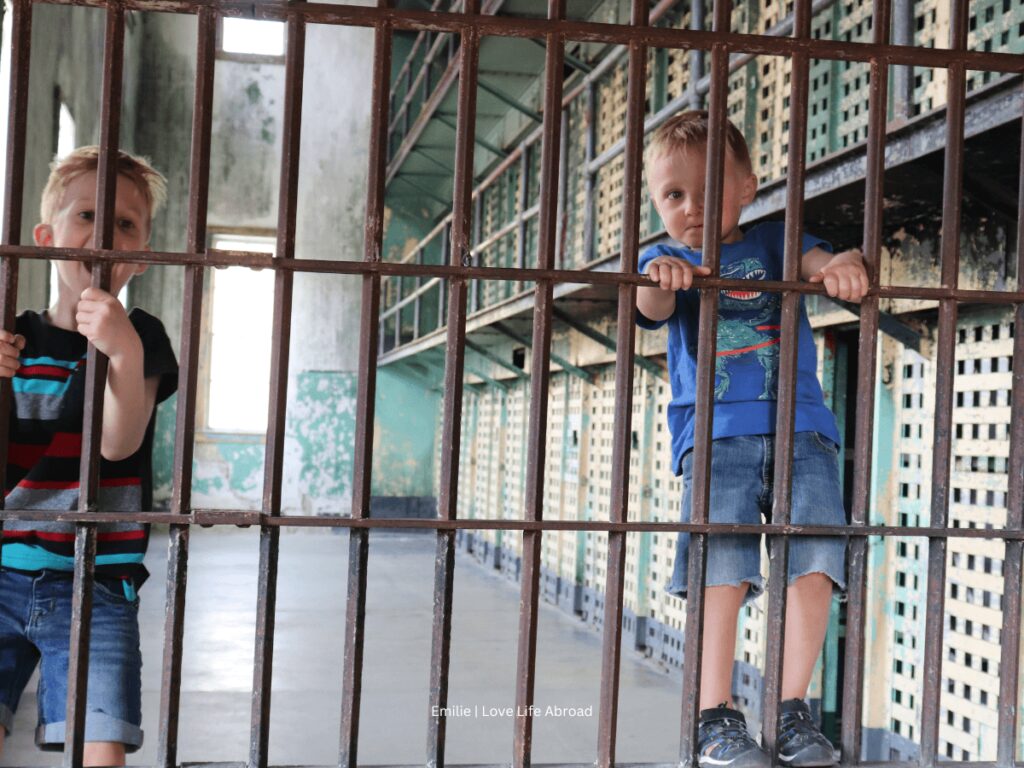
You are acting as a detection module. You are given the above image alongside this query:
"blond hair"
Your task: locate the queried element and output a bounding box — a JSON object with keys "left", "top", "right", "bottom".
{"left": 39, "top": 146, "right": 167, "bottom": 228}
{"left": 647, "top": 110, "right": 753, "bottom": 174}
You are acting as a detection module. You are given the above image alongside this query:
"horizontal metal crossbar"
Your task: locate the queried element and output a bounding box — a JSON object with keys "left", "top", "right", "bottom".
{"left": 2, "top": 509, "right": 1024, "bottom": 541}
{"left": 7, "top": 243, "right": 1024, "bottom": 305}
{"left": 1, "top": 0, "right": 1022, "bottom": 763}
{"left": 21, "top": 0, "right": 1024, "bottom": 73}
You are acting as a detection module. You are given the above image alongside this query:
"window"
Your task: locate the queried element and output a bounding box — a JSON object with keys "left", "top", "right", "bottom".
{"left": 205, "top": 233, "right": 277, "bottom": 433}
{"left": 219, "top": 19, "right": 286, "bottom": 59}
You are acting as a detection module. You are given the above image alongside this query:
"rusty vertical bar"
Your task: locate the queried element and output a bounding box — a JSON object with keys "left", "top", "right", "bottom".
{"left": 65, "top": 5, "right": 124, "bottom": 763}
{"left": 996, "top": 86, "right": 1024, "bottom": 768}
{"left": 512, "top": 0, "right": 564, "bottom": 763}
{"left": 414, "top": 250, "right": 422, "bottom": 338}
{"left": 686, "top": 0, "right": 706, "bottom": 110}
{"left": 761, "top": 0, "right": 812, "bottom": 757}
{"left": 678, "top": 0, "right": 731, "bottom": 762}
{"left": 339, "top": 3, "right": 391, "bottom": 765}
{"left": 249, "top": 7, "right": 305, "bottom": 767}
{"left": 156, "top": 8, "right": 216, "bottom": 767}
{"left": 581, "top": 83, "right": 596, "bottom": 266}
{"left": 839, "top": 0, "right": 890, "bottom": 763}
{"left": 919, "top": 2, "right": 968, "bottom": 765}
{"left": 516, "top": 145, "right": 528, "bottom": 271}
{"left": 891, "top": 0, "right": 915, "bottom": 122}
{"left": 440, "top": 220, "right": 450, "bottom": 324}
{"left": 555, "top": 107, "right": 568, "bottom": 270}
{"left": 427, "top": 1, "right": 479, "bottom": 764}
{"left": 395, "top": 269, "right": 405, "bottom": 346}
{"left": 472, "top": 194, "right": 482, "bottom": 310}
{"left": 596, "top": 0, "right": 646, "bottom": 764}
{"left": 0, "top": 0, "right": 30, "bottom": 514}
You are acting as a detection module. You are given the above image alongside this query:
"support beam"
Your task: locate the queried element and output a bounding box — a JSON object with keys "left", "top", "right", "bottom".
{"left": 411, "top": 146, "right": 455, "bottom": 174}
{"left": 465, "top": 339, "right": 529, "bottom": 378}
{"left": 492, "top": 320, "right": 592, "bottom": 382}
{"left": 465, "top": 363, "right": 511, "bottom": 391}
{"left": 477, "top": 77, "right": 543, "bottom": 123}
{"left": 552, "top": 307, "right": 666, "bottom": 379}
{"left": 435, "top": 114, "right": 509, "bottom": 159}
{"left": 424, "top": 347, "right": 509, "bottom": 391}
{"left": 396, "top": 170, "right": 451, "bottom": 177}
{"left": 396, "top": 175, "right": 450, "bottom": 207}
{"left": 529, "top": 37, "right": 592, "bottom": 73}
{"left": 832, "top": 299, "right": 923, "bottom": 352}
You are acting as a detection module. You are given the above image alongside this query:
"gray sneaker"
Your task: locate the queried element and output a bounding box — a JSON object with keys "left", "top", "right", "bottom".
{"left": 777, "top": 699, "right": 837, "bottom": 767}
{"left": 696, "top": 705, "right": 771, "bottom": 768}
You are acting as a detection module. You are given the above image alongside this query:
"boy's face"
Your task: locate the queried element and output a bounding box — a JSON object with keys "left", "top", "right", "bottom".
{"left": 33, "top": 170, "right": 151, "bottom": 300}
{"left": 648, "top": 144, "right": 757, "bottom": 250}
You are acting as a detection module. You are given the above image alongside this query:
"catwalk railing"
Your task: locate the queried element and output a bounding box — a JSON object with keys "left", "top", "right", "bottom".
{"left": 376, "top": 0, "right": 1024, "bottom": 358}
{"left": 0, "top": 0, "right": 1023, "bottom": 766}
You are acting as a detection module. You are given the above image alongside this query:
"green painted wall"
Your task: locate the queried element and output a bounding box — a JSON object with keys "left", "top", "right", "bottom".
{"left": 290, "top": 371, "right": 358, "bottom": 510}
{"left": 371, "top": 367, "right": 441, "bottom": 497}
{"left": 151, "top": 393, "right": 179, "bottom": 504}
{"left": 152, "top": 371, "right": 362, "bottom": 512}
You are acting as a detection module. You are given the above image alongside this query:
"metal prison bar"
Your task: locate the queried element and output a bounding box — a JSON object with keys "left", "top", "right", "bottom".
{"left": 0, "top": 0, "right": 1020, "bottom": 765}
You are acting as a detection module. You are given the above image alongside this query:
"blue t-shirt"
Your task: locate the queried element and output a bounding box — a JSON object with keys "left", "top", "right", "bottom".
{"left": 636, "top": 221, "right": 841, "bottom": 475}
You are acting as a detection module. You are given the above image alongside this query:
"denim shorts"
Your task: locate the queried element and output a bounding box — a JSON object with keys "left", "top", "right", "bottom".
{"left": 667, "top": 432, "right": 848, "bottom": 604}
{"left": 0, "top": 569, "right": 143, "bottom": 750}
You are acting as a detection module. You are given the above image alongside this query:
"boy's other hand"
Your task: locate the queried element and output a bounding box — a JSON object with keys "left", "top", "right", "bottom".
{"left": 808, "top": 248, "right": 869, "bottom": 303}
{"left": 76, "top": 287, "right": 141, "bottom": 362}
{"left": 0, "top": 330, "right": 25, "bottom": 378}
{"left": 644, "top": 256, "right": 712, "bottom": 292}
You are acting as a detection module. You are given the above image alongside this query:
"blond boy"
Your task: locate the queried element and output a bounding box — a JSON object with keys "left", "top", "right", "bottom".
{"left": 0, "top": 147, "right": 178, "bottom": 763}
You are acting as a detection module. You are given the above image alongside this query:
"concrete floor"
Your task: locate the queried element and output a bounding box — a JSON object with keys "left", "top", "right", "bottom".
{"left": 4, "top": 528, "right": 687, "bottom": 765}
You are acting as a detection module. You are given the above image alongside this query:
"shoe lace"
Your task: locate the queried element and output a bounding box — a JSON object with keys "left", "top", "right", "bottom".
{"left": 779, "top": 708, "right": 821, "bottom": 744}
{"left": 702, "top": 716, "right": 755, "bottom": 754}
{"left": 782, "top": 708, "right": 812, "bottom": 726}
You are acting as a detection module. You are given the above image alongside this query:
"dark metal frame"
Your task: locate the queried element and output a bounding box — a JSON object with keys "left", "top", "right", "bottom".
{"left": 0, "top": 0, "right": 1021, "bottom": 765}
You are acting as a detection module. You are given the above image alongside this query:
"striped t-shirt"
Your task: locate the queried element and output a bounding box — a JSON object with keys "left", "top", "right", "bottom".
{"left": 0, "top": 308, "right": 178, "bottom": 586}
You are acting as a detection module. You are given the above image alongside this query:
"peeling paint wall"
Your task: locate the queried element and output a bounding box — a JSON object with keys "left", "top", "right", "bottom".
{"left": 130, "top": 12, "right": 378, "bottom": 512}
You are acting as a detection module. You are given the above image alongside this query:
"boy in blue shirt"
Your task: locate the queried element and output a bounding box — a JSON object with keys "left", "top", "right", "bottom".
{"left": 637, "top": 111, "right": 868, "bottom": 767}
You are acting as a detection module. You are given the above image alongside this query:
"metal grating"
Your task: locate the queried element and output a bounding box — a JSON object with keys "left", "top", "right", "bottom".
{"left": 0, "top": 0, "right": 1021, "bottom": 766}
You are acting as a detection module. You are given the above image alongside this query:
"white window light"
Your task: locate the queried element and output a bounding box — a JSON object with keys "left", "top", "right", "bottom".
{"left": 221, "top": 19, "right": 285, "bottom": 57}
{"left": 206, "top": 233, "right": 276, "bottom": 433}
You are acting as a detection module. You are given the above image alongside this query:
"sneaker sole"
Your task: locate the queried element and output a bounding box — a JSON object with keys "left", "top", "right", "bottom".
{"left": 777, "top": 749, "right": 837, "bottom": 767}
{"left": 699, "top": 754, "right": 772, "bottom": 768}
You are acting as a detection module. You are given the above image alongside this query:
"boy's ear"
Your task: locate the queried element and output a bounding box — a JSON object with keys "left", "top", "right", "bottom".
{"left": 33, "top": 224, "right": 53, "bottom": 247}
{"left": 740, "top": 173, "right": 758, "bottom": 206}
{"left": 132, "top": 262, "right": 149, "bottom": 278}
{"left": 649, "top": 189, "right": 662, "bottom": 216}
